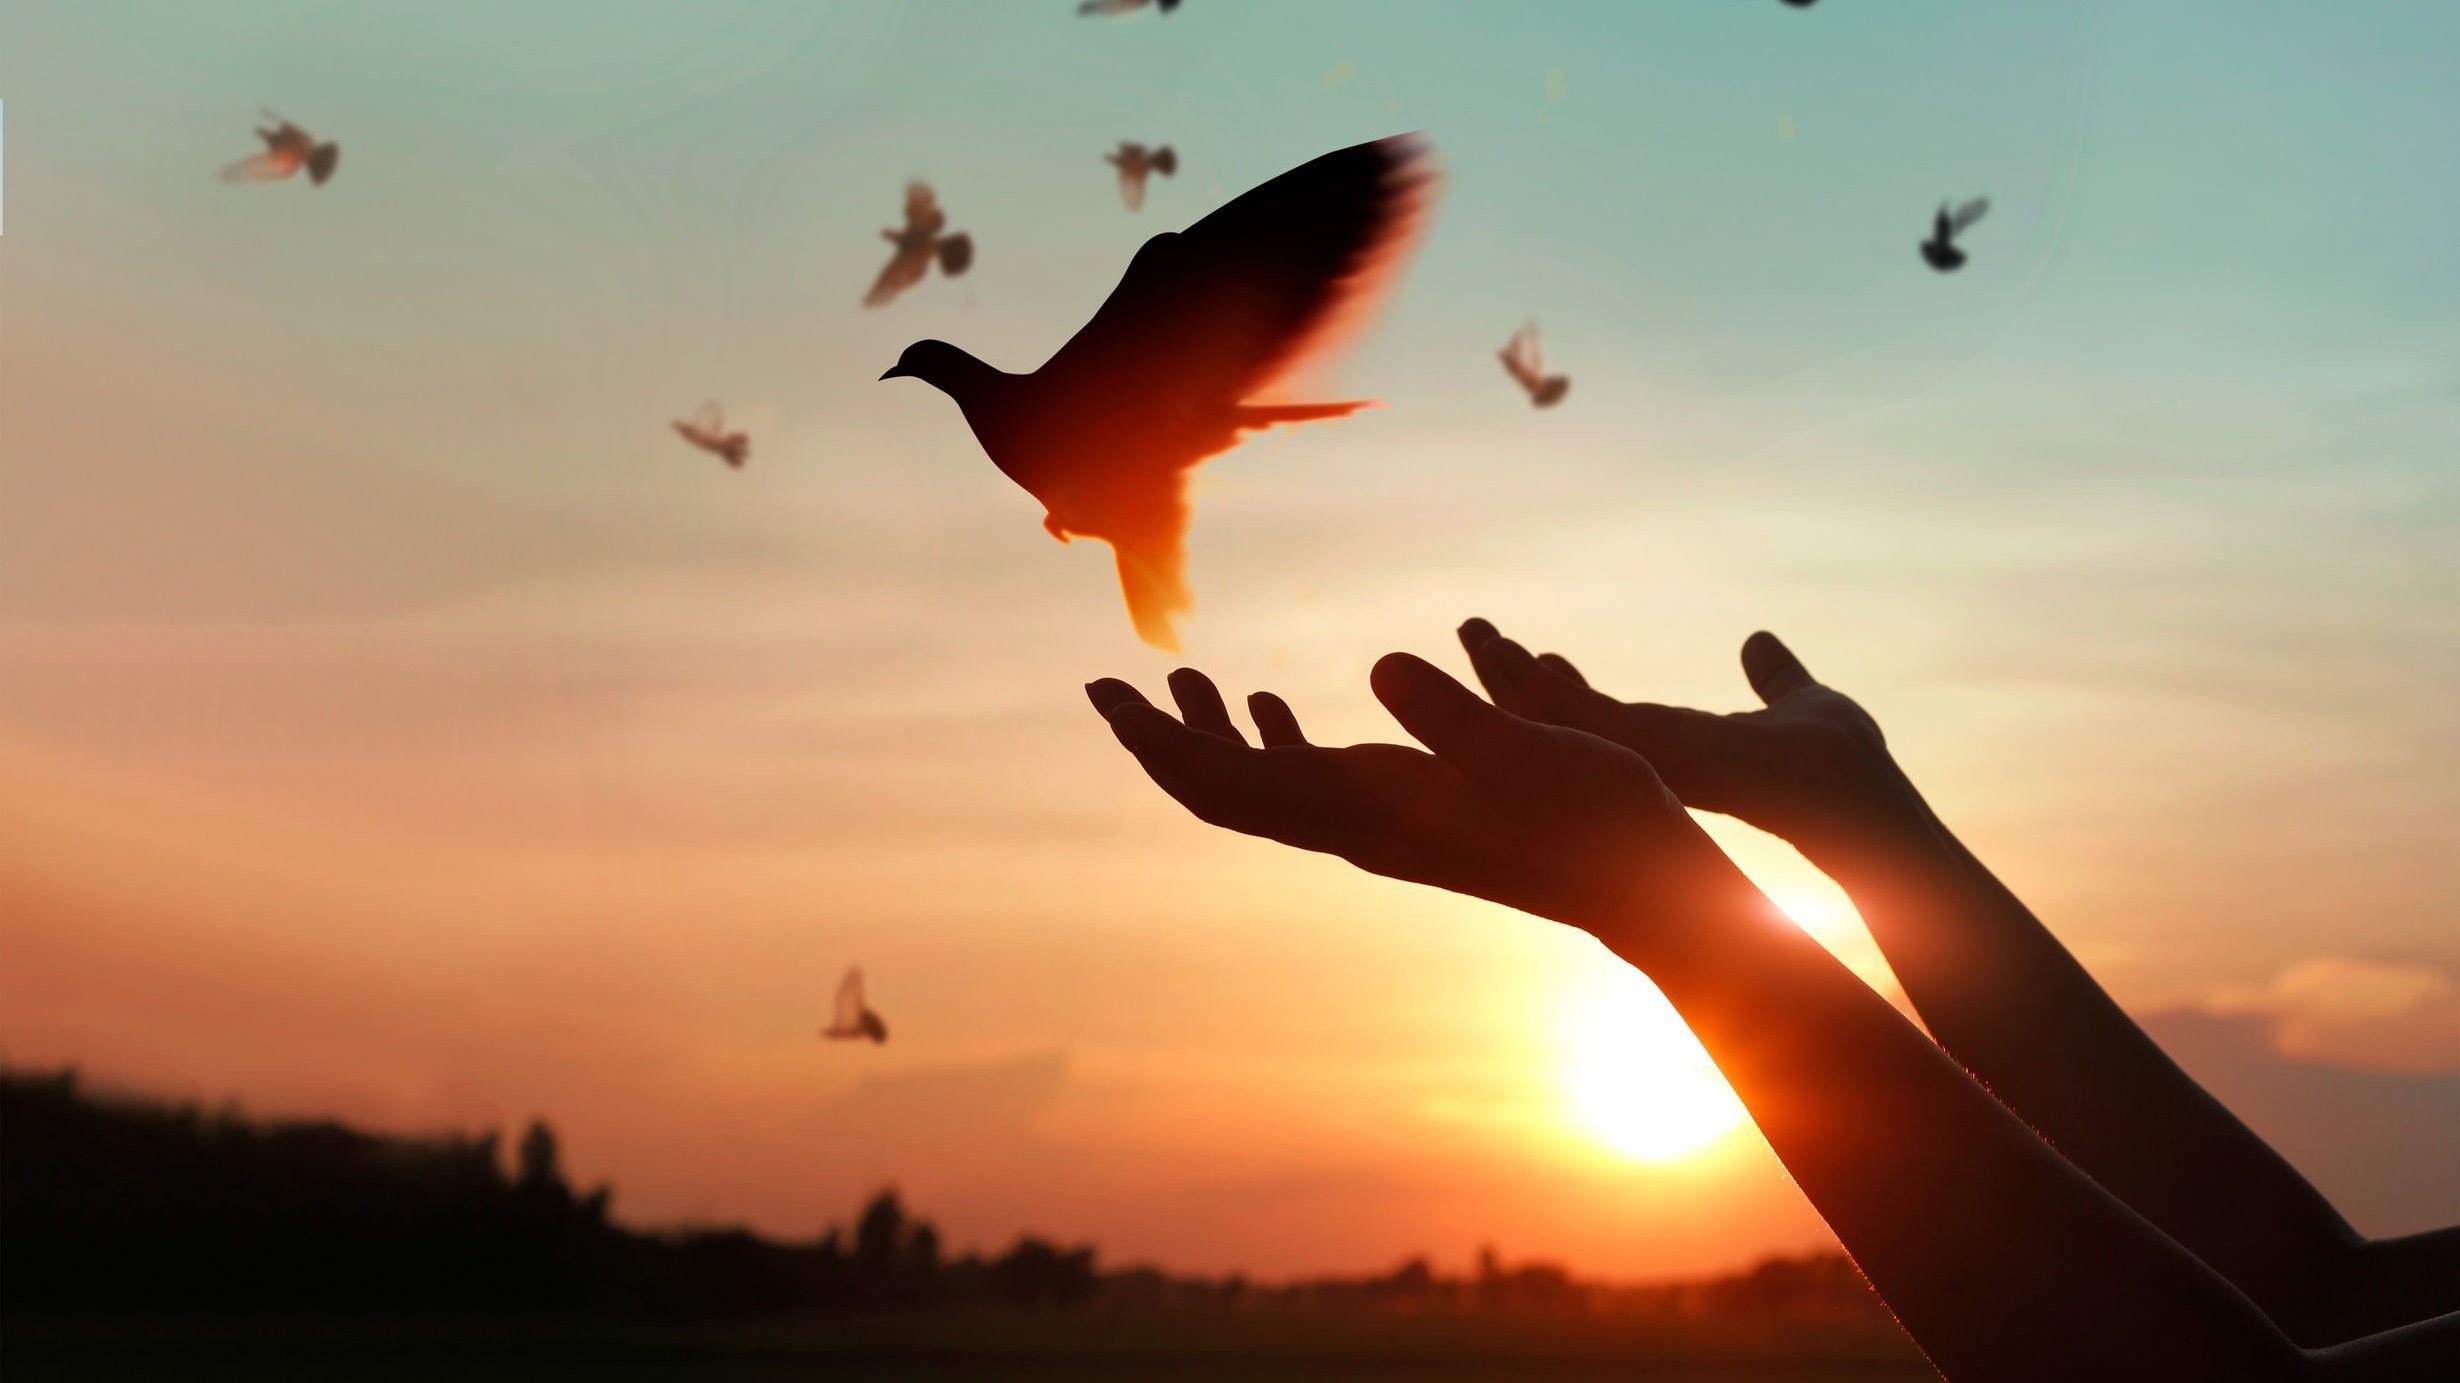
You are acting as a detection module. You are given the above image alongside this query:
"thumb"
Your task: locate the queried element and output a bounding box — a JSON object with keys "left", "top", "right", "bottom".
{"left": 1371, "top": 652, "right": 1529, "bottom": 782}
{"left": 1740, "top": 631, "right": 1816, "bottom": 706}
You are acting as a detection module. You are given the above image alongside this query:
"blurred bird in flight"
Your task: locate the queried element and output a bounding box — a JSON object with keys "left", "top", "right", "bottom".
{"left": 880, "top": 135, "right": 1437, "bottom": 651}
{"left": 1105, "top": 142, "right": 1178, "bottom": 211}
{"left": 671, "top": 401, "right": 749, "bottom": 469}
{"left": 219, "top": 110, "right": 339, "bottom": 187}
{"left": 1498, "top": 320, "right": 1570, "bottom": 408}
{"left": 1921, "top": 197, "right": 1990, "bottom": 272}
{"left": 1078, "top": 0, "right": 1179, "bottom": 15}
{"left": 864, "top": 182, "right": 975, "bottom": 309}
{"left": 820, "top": 968, "right": 889, "bottom": 1044}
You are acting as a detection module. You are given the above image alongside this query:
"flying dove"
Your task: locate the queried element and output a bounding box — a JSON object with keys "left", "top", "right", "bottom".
{"left": 219, "top": 110, "right": 339, "bottom": 186}
{"left": 1920, "top": 198, "right": 1989, "bottom": 273}
{"left": 1078, "top": 0, "right": 1180, "bottom": 15}
{"left": 1105, "top": 142, "right": 1178, "bottom": 212}
{"left": 864, "top": 181, "right": 975, "bottom": 309}
{"left": 820, "top": 967, "right": 889, "bottom": 1044}
{"left": 1498, "top": 321, "right": 1570, "bottom": 408}
{"left": 879, "top": 134, "right": 1437, "bottom": 651}
{"left": 672, "top": 401, "right": 750, "bottom": 468}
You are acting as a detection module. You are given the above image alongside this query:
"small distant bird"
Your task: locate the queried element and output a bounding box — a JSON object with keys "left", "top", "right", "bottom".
{"left": 864, "top": 182, "right": 975, "bottom": 309}
{"left": 1921, "top": 198, "right": 1990, "bottom": 273}
{"left": 880, "top": 135, "right": 1436, "bottom": 651}
{"left": 672, "top": 401, "right": 749, "bottom": 468}
{"left": 1078, "top": 0, "right": 1179, "bottom": 15}
{"left": 1105, "top": 142, "right": 1178, "bottom": 211}
{"left": 1498, "top": 321, "right": 1570, "bottom": 408}
{"left": 821, "top": 968, "right": 889, "bottom": 1044}
{"left": 219, "top": 110, "right": 339, "bottom": 186}
{"left": 1781, "top": 0, "right": 1819, "bottom": 8}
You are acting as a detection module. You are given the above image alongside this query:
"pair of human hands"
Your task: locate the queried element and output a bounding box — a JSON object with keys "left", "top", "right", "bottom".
{"left": 1085, "top": 620, "right": 1910, "bottom": 933}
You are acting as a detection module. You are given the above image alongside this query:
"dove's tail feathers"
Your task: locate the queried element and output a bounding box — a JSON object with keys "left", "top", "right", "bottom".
{"left": 937, "top": 234, "right": 975, "bottom": 277}
{"left": 1236, "top": 400, "right": 1373, "bottom": 429}
{"left": 721, "top": 437, "right": 749, "bottom": 467}
{"left": 1114, "top": 544, "right": 1192, "bottom": 653}
{"left": 1151, "top": 147, "right": 1178, "bottom": 177}
{"left": 307, "top": 144, "right": 339, "bottom": 185}
{"left": 1532, "top": 377, "right": 1571, "bottom": 408}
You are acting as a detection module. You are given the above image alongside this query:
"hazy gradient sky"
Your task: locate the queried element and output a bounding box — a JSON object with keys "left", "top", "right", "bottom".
{"left": 3, "top": 0, "right": 2457, "bottom": 1279}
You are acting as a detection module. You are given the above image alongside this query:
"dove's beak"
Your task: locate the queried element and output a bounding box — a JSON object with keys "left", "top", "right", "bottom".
{"left": 879, "top": 365, "right": 911, "bottom": 381}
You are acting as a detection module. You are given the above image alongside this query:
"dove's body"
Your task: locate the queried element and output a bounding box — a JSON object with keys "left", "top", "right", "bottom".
{"left": 1921, "top": 199, "right": 1988, "bottom": 273}
{"left": 1499, "top": 322, "right": 1570, "bottom": 409}
{"left": 883, "top": 135, "right": 1435, "bottom": 651}
{"left": 821, "top": 968, "right": 889, "bottom": 1045}
{"left": 1106, "top": 142, "right": 1178, "bottom": 211}
{"left": 865, "top": 183, "right": 974, "bottom": 308}
{"left": 221, "top": 111, "right": 338, "bottom": 186}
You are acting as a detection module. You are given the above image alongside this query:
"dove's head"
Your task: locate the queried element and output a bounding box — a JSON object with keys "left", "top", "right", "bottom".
{"left": 879, "top": 339, "right": 995, "bottom": 397}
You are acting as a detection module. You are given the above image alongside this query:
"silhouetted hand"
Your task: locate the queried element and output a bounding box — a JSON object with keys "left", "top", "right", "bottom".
{"left": 1456, "top": 620, "right": 1927, "bottom": 860}
{"left": 1086, "top": 655, "right": 1752, "bottom": 931}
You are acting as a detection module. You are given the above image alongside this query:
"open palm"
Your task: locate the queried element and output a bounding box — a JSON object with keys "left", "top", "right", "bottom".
{"left": 1087, "top": 656, "right": 1740, "bottom": 931}
{"left": 1456, "top": 619, "right": 1918, "bottom": 858}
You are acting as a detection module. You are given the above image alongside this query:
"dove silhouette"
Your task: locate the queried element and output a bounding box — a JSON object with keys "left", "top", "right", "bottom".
{"left": 820, "top": 968, "right": 889, "bottom": 1044}
{"left": 880, "top": 135, "right": 1437, "bottom": 652}
{"left": 219, "top": 110, "right": 339, "bottom": 186}
{"left": 672, "top": 401, "right": 750, "bottom": 469}
{"left": 1921, "top": 198, "right": 1990, "bottom": 273}
{"left": 1499, "top": 321, "right": 1570, "bottom": 408}
{"left": 1106, "top": 142, "right": 1179, "bottom": 211}
{"left": 864, "top": 182, "right": 975, "bottom": 308}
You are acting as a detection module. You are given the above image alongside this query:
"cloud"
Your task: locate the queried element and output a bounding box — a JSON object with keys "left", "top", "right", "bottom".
{"left": 2199, "top": 958, "right": 2460, "bottom": 1075}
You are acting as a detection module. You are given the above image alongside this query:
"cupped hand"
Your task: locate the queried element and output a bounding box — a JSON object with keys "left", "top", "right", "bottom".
{"left": 1085, "top": 655, "right": 1747, "bottom": 932}
{"left": 1455, "top": 620, "right": 1924, "bottom": 858}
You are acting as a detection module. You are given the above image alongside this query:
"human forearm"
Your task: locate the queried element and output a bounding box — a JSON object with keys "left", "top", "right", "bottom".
{"left": 1588, "top": 872, "right": 2304, "bottom": 1383}
{"left": 1795, "top": 778, "right": 2373, "bottom": 1341}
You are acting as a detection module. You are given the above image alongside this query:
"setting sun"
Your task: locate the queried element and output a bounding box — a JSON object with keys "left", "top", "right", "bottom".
{"left": 1558, "top": 971, "right": 1748, "bottom": 1164}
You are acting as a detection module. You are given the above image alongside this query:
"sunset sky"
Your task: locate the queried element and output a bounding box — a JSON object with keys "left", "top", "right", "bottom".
{"left": 3, "top": 0, "right": 2456, "bottom": 1281}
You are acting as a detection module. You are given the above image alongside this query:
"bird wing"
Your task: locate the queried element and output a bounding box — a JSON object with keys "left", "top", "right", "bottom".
{"left": 1117, "top": 164, "right": 1147, "bottom": 211}
{"left": 902, "top": 181, "right": 946, "bottom": 237}
{"left": 1037, "top": 134, "right": 1436, "bottom": 409}
{"left": 1077, "top": 0, "right": 1148, "bottom": 13}
{"left": 865, "top": 243, "right": 934, "bottom": 307}
{"left": 1951, "top": 198, "right": 1990, "bottom": 234}
{"left": 834, "top": 968, "right": 866, "bottom": 1028}
{"left": 219, "top": 150, "right": 300, "bottom": 182}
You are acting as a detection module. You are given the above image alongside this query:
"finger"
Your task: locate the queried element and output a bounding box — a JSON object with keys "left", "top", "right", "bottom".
{"left": 1086, "top": 678, "right": 1159, "bottom": 720}
{"left": 1248, "top": 691, "right": 1310, "bottom": 748}
{"left": 1464, "top": 632, "right": 1606, "bottom": 731}
{"left": 1456, "top": 617, "right": 1502, "bottom": 653}
{"left": 1740, "top": 632, "right": 1816, "bottom": 705}
{"left": 1102, "top": 701, "right": 1269, "bottom": 827}
{"left": 1536, "top": 653, "right": 1589, "bottom": 688}
{"left": 1370, "top": 652, "right": 1528, "bottom": 782}
{"left": 1167, "top": 667, "right": 1248, "bottom": 745}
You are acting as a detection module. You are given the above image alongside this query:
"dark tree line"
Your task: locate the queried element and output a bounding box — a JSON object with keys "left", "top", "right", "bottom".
{"left": 2, "top": 1068, "right": 1878, "bottom": 1323}
{"left": 0, "top": 1070, "right": 1095, "bottom": 1318}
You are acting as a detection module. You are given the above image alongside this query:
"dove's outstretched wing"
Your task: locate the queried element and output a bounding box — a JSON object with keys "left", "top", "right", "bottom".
{"left": 1950, "top": 198, "right": 1990, "bottom": 234}
{"left": 903, "top": 181, "right": 946, "bottom": 237}
{"left": 867, "top": 244, "right": 933, "bottom": 307}
{"left": 1038, "top": 134, "right": 1436, "bottom": 409}
{"left": 1117, "top": 163, "right": 1147, "bottom": 211}
{"left": 219, "top": 153, "right": 298, "bottom": 182}
{"left": 832, "top": 969, "right": 866, "bottom": 1029}
{"left": 1497, "top": 323, "right": 1542, "bottom": 392}
{"left": 1077, "top": 0, "right": 1150, "bottom": 13}
{"left": 690, "top": 401, "right": 723, "bottom": 433}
